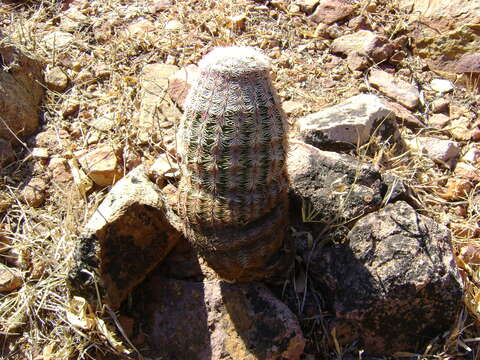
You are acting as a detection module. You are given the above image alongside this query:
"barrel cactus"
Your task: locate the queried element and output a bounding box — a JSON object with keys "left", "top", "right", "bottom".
{"left": 174, "top": 46, "right": 292, "bottom": 282}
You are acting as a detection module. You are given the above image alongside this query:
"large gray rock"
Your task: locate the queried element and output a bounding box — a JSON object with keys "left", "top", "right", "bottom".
{"left": 287, "top": 141, "right": 388, "bottom": 226}
{"left": 68, "top": 165, "right": 180, "bottom": 308}
{"left": 0, "top": 45, "right": 44, "bottom": 142}
{"left": 312, "top": 201, "right": 464, "bottom": 355}
{"left": 296, "top": 94, "right": 399, "bottom": 150}
{"left": 144, "top": 276, "right": 306, "bottom": 360}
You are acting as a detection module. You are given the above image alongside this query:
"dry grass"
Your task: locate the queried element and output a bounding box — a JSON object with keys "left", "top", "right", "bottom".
{"left": 1, "top": 0, "right": 480, "bottom": 358}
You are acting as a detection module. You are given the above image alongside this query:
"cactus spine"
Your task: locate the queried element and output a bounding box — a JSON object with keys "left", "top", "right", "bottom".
{"left": 176, "top": 46, "right": 291, "bottom": 282}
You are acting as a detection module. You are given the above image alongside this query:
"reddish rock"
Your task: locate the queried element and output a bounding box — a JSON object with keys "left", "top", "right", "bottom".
{"left": 428, "top": 113, "right": 450, "bottom": 129}
{"left": 406, "top": 136, "right": 460, "bottom": 168}
{"left": 45, "top": 66, "right": 69, "bottom": 92}
{"left": 369, "top": 70, "right": 420, "bottom": 109}
{"left": 381, "top": 100, "right": 424, "bottom": 128}
{"left": 76, "top": 145, "right": 123, "bottom": 187}
{"left": 22, "top": 177, "right": 47, "bottom": 208}
{"left": 456, "top": 53, "right": 480, "bottom": 74}
{"left": 331, "top": 30, "right": 394, "bottom": 63}
{"left": 454, "top": 162, "right": 480, "bottom": 183}
{"left": 168, "top": 64, "right": 199, "bottom": 108}
{"left": 144, "top": 277, "right": 305, "bottom": 360}
{"left": 310, "top": 0, "right": 355, "bottom": 25}
{"left": 68, "top": 166, "right": 181, "bottom": 309}
{"left": 312, "top": 201, "right": 464, "bottom": 355}
{"left": 34, "top": 129, "right": 70, "bottom": 152}
{"left": 48, "top": 157, "right": 73, "bottom": 184}
{"left": 0, "top": 45, "right": 44, "bottom": 142}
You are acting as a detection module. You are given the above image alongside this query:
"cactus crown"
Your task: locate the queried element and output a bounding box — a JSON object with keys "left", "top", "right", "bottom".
{"left": 177, "top": 46, "right": 288, "bottom": 231}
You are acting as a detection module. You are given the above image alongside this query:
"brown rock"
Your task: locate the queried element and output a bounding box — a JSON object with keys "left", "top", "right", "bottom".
{"left": 404, "top": 0, "right": 480, "bottom": 84}
{"left": 68, "top": 166, "right": 181, "bottom": 308}
{"left": 62, "top": 99, "right": 80, "bottom": 118}
{"left": 0, "top": 138, "right": 15, "bottom": 167}
{"left": 406, "top": 136, "right": 460, "bottom": 167}
{"left": 45, "top": 66, "right": 69, "bottom": 92}
{"left": 450, "top": 117, "right": 473, "bottom": 141}
{"left": 76, "top": 145, "right": 123, "bottom": 187}
{"left": 310, "top": 0, "right": 355, "bottom": 24}
{"left": 312, "top": 201, "right": 464, "bottom": 355}
{"left": 144, "top": 277, "right": 305, "bottom": 360}
{"left": 22, "top": 177, "right": 47, "bottom": 208}
{"left": 0, "top": 45, "right": 44, "bottom": 142}
{"left": 454, "top": 162, "right": 480, "bottom": 183}
{"left": 297, "top": 0, "right": 319, "bottom": 14}
{"left": 369, "top": 70, "right": 420, "bottom": 109}
{"left": 48, "top": 157, "right": 73, "bottom": 184}
{"left": 147, "top": 153, "right": 179, "bottom": 187}
{"left": 0, "top": 263, "right": 23, "bottom": 292}
{"left": 456, "top": 53, "right": 480, "bottom": 74}
{"left": 34, "top": 129, "right": 70, "bottom": 151}
{"left": 428, "top": 113, "right": 450, "bottom": 129}
{"left": 168, "top": 64, "right": 199, "bottom": 108}
{"left": 282, "top": 100, "right": 304, "bottom": 115}
{"left": 431, "top": 98, "right": 449, "bottom": 113}
{"left": 381, "top": 100, "right": 424, "bottom": 128}
{"left": 331, "top": 30, "right": 394, "bottom": 63}
{"left": 138, "top": 63, "right": 180, "bottom": 147}
{"left": 126, "top": 18, "right": 156, "bottom": 39}
{"left": 346, "top": 52, "right": 368, "bottom": 71}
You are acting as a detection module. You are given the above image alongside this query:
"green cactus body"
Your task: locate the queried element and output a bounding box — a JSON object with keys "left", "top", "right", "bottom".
{"left": 175, "top": 46, "right": 292, "bottom": 281}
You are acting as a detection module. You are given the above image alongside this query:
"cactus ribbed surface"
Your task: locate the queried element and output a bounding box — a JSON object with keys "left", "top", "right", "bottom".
{"left": 175, "top": 46, "right": 292, "bottom": 282}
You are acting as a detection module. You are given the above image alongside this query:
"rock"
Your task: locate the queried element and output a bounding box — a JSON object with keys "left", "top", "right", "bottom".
{"left": 144, "top": 277, "right": 305, "bottom": 360}
{"left": 287, "top": 141, "right": 387, "bottom": 226}
{"left": 454, "top": 162, "right": 480, "bottom": 183}
{"left": 330, "top": 30, "right": 393, "bottom": 63}
{"left": 296, "top": 94, "right": 398, "bottom": 149}
{"left": 312, "top": 201, "right": 464, "bottom": 355}
{"left": 31, "top": 147, "right": 49, "bottom": 160}
{"left": 368, "top": 70, "right": 420, "bottom": 109}
{"left": 62, "top": 99, "right": 80, "bottom": 118}
{"left": 126, "top": 18, "right": 156, "bottom": 39}
{"left": 165, "top": 19, "right": 182, "bottom": 31}
{"left": 76, "top": 145, "right": 123, "bottom": 187}
{"left": 34, "top": 129, "right": 70, "bottom": 151}
{"left": 147, "top": 153, "right": 179, "bottom": 187}
{"left": 43, "top": 31, "right": 75, "bottom": 51}
{"left": 0, "top": 138, "right": 15, "bottom": 167}
{"left": 0, "top": 263, "right": 22, "bottom": 292}
{"left": 310, "top": 0, "right": 355, "bottom": 24}
{"left": 60, "top": 7, "right": 88, "bottom": 32}
{"left": 90, "top": 113, "right": 116, "bottom": 132}
{"left": 282, "top": 100, "right": 304, "bottom": 115}
{"left": 138, "top": 63, "right": 180, "bottom": 148}
{"left": 21, "top": 177, "right": 47, "bottom": 208}
{"left": 450, "top": 117, "right": 474, "bottom": 141}
{"left": 48, "top": 157, "right": 73, "bottom": 184}
{"left": 168, "top": 64, "right": 199, "bottom": 108}
{"left": 45, "top": 66, "right": 69, "bottom": 92}
{"left": 428, "top": 113, "right": 450, "bottom": 129}
{"left": 148, "top": 0, "right": 172, "bottom": 13}
{"left": 430, "top": 78, "right": 454, "bottom": 93}
{"left": 346, "top": 52, "right": 368, "bottom": 71}
{"left": 431, "top": 98, "right": 449, "bottom": 113}
{"left": 381, "top": 100, "right": 424, "bottom": 128}
{"left": 404, "top": 0, "right": 480, "bottom": 84}
{"left": 0, "top": 45, "right": 44, "bottom": 142}
{"left": 461, "top": 145, "right": 480, "bottom": 164}
{"left": 456, "top": 53, "right": 480, "bottom": 75}
{"left": 297, "top": 0, "right": 319, "bottom": 14}
{"left": 406, "top": 136, "right": 460, "bottom": 167}
{"left": 68, "top": 166, "right": 181, "bottom": 309}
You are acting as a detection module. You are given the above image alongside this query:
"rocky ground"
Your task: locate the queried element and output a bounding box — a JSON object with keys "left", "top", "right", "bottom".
{"left": 1, "top": 0, "right": 480, "bottom": 359}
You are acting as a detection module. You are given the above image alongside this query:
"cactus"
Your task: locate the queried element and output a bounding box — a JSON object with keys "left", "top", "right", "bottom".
{"left": 174, "top": 46, "right": 292, "bottom": 282}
